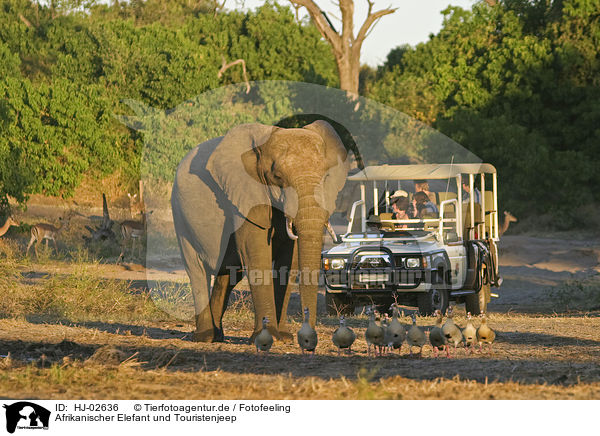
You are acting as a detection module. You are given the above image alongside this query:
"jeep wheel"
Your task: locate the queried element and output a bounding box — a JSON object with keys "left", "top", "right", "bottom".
{"left": 465, "top": 283, "right": 490, "bottom": 315}
{"left": 325, "top": 291, "right": 355, "bottom": 316}
{"left": 417, "top": 288, "right": 448, "bottom": 316}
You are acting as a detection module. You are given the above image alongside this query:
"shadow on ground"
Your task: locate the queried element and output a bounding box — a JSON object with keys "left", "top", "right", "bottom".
{"left": 2, "top": 330, "right": 599, "bottom": 387}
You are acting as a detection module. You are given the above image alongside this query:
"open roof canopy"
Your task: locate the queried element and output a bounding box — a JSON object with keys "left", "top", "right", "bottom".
{"left": 347, "top": 163, "right": 496, "bottom": 181}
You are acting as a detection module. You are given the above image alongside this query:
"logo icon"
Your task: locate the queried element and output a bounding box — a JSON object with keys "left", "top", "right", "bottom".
{"left": 3, "top": 402, "right": 50, "bottom": 434}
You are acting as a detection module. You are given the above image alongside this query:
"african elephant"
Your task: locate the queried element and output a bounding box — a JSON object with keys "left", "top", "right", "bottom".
{"left": 171, "top": 119, "right": 352, "bottom": 342}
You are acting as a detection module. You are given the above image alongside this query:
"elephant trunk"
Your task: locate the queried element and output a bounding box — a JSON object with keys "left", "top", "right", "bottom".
{"left": 294, "top": 191, "right": 328, "bottom": 328}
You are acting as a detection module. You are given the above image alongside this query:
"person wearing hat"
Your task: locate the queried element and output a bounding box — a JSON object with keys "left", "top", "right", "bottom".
{"left": 390, "top": 189, "right": 408, "bottom": 200}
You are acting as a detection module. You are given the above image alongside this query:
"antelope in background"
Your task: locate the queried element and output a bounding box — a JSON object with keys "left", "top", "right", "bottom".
{"left": 499, "top": 211, "right": 518, "bottom": 236}
{"left": 26, "top": 211, "right": 75, "bottom": 258}
{"left": 117, "top": 212, "right": 151, "bottom": 263}
{"left": 118, "top": 188, "right": 150, "bottom": 263}
{"left": 0, "top": 216, "right": 20, "bottom": 238}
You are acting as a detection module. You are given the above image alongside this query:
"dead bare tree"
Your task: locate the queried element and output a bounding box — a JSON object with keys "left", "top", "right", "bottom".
{"left": 289, "top": 0, "right": 397, "bottom": 96}
{"left": 218, "top": 56, "right": 251, "bottom": 94}
{"left": 84, "top": 193, "right": 116, "bottom": 243}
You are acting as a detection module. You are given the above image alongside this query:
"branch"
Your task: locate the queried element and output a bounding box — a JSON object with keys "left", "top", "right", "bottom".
{"left": 339, "top": 0, "right": 354, "bottom": 47}
{"left": 289, "top": 0, "right": 342, "bottom": 53}
{"left": 213, "top": 0, "right": 226, "bottom": 17}
{"left": 321, "top": 10, "right": 338, "bottom": 33}
{"left": 484, "top": 0, "right": 497, "bottom": 5}
{"left": 19, "top": 13, "right": 33, "bottom": 28}
{"left": 218, "top": 57, "right": 251, "bottom": 94}
{"left": 355, "top": 2, "right": 396, "bottom": 46}
{"left": 291, "top": 2, "right": 302, "bottom": 21}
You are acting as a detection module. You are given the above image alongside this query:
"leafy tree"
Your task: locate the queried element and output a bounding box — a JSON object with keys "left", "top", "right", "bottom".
{"left": 0, "top": 0, "right": 339, "bottom": 210}
{"left": 367, "top": 0, "right": 600, "bottom": 226}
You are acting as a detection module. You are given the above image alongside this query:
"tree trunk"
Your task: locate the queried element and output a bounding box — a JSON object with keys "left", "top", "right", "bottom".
{"left": 289, "top": 0, "right": 396, "bottom": 97}
{"left": 336, "top": 55, "right": 360, "bottom": 96}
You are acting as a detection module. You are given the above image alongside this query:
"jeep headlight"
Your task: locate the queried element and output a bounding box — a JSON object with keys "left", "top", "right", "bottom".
{"left": 323, "top": 258, "right": 346, "bottom": 270}
{"left": 406, "top": 257, "right": 421, "bottom": 268}
{"left": 331, "top": 259, "right": 346, "bottom": 270}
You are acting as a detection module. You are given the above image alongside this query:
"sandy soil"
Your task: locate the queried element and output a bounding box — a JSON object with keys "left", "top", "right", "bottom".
{"left": 2, "top": 204, "right": 600, "bottom": 399}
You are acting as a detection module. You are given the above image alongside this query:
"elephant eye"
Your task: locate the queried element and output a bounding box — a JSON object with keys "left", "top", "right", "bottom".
{"left": 273, "top": 171, "right": 284, "bottom": 182}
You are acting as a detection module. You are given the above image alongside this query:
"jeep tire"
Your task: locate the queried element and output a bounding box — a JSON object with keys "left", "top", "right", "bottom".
{"left": 417, "top": 288, "right": 449, "bottom": 316}
{"left": 465, "top": 283, "right": 490, "bottom": 315}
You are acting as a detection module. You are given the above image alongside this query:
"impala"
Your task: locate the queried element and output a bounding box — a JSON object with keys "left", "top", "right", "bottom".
{"left": 117, "top": 211, "right": 151, "bottom": 263}
{"left": 26, "top": 213, "right": 73, "bottom": 258}
{"left": 0, "top": 216, "right": 19, "bottom": 238}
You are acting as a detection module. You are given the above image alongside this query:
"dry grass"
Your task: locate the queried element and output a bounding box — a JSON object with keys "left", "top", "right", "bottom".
{"left": 2, "top": 199, "right": 600, "bottom": 400}
{"left": 1, "top": 307, "right": 599, "bottom": 400}
{"left": 2, "top": 362, "right": 599, "bottom": 400}
{"left": 0, "top": 260, "right": 164, "bottom": 323}
{"left": 549, "top": 275, "right": 600, "bottom": 312}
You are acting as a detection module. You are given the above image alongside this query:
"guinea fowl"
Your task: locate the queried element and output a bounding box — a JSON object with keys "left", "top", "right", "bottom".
{"left": 297, "top": 307, "right": 318, "bottom": 355}
{"left": 254, "top": 316, "right": 273, "bottom": 354}
{"left": 332, "top": 315, "right": 356, "bottom": 355}
{"left": 462, "top": 312, "right": 477, "bottom": 354}
{"left": 442, "top": 306, "right": 464, "bottom": 358}
{"left": 386, "top": 304, "right": 407, "bottom": 354}
{"left": 477, "top": 313, "right": 496, "bottom": 353}
{"left": 365, "top": 307, "right": 385, "bottom": 357}
{"left": 406, "top": 313, "right": 426, "bottom": 357}
{"left": 429, "top": 309, "right": 447, "bottom": 358}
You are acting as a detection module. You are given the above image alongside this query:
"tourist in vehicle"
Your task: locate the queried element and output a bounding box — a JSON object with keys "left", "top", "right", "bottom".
{"left": 391, "top": 195, "right": 410, "bottom": 229}
{"left": 412, "top": 191, "right": 439, "bottom": 218}
{"left": 414, "top": 180, "right": 436, "bottom": 203}
{"left": 390, "top": 189, "right": 408, "bottom": 200}
{"left": 461, "top": 177, "right": 482, "bottom": 204}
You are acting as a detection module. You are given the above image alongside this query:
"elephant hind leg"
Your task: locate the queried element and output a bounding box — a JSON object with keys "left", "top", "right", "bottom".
{"left": 210, "top": 270, "right": 243, "bottom": 341}
{"left": 176, "top": 234, "right": 216, "bottom": 342}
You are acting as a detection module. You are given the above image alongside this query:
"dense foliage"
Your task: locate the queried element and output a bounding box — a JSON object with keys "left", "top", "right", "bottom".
{"left": 2, "top": 0, "right": 598, "bottom": 228}
{"left": 367, "top": 0, "right": 600, "bottom": 227}
{"left": 0, "top": 0, "right": 337, "bottom": 211}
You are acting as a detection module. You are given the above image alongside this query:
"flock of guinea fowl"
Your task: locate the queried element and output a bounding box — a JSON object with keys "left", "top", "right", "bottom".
{"left": 254, "top": 305, "right": 496, "bottom": 357}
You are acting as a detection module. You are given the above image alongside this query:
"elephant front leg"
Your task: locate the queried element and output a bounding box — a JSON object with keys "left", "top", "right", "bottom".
{"left": 276, "top": 267, "right": 297, "bottom": 343}
{"left": 238, "top": 223, "right": 281, "bottom": 342}
{"left": 246, "top": 266, "right": 281, "bottom": 342}
{"left": 273, "top": 239, "right": 297, "bottom": 343}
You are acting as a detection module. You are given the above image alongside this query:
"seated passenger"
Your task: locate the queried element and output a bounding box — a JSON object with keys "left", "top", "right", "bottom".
{"left": 461, "top": 177, "right": 482, "bottom": 204}
{"left": 414, "top": 180, "right": 435, "bottom": 203}
{"left": 412, "top": 191, "right": 439, "bottom": 218}
{"left": 390, "top": 189, "right": 408, "bottom": 200}
{"left": 391, "top": 196, "right": 410, "bottom": 229}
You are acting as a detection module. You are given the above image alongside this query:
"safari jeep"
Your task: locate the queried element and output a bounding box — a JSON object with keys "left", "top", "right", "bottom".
{"left": 322, "top": 164, "right": 502, "bottom": 316}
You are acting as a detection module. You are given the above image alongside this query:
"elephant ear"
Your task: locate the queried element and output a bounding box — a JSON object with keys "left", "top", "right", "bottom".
{"left": 303, "top": 121, "right": 351, "bottom": 215}
{"left": 206, "top": 124, "right": 276, "bottom": 229}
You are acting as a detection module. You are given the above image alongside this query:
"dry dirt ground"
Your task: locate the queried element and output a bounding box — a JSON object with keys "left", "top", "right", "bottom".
{"left": 1, "top": 204, "right": 600, "bottom": 399}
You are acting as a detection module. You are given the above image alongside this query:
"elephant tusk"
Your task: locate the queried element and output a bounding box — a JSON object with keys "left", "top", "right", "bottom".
{"left": 286, "top": 217, "right": 298, "bottom": 240}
